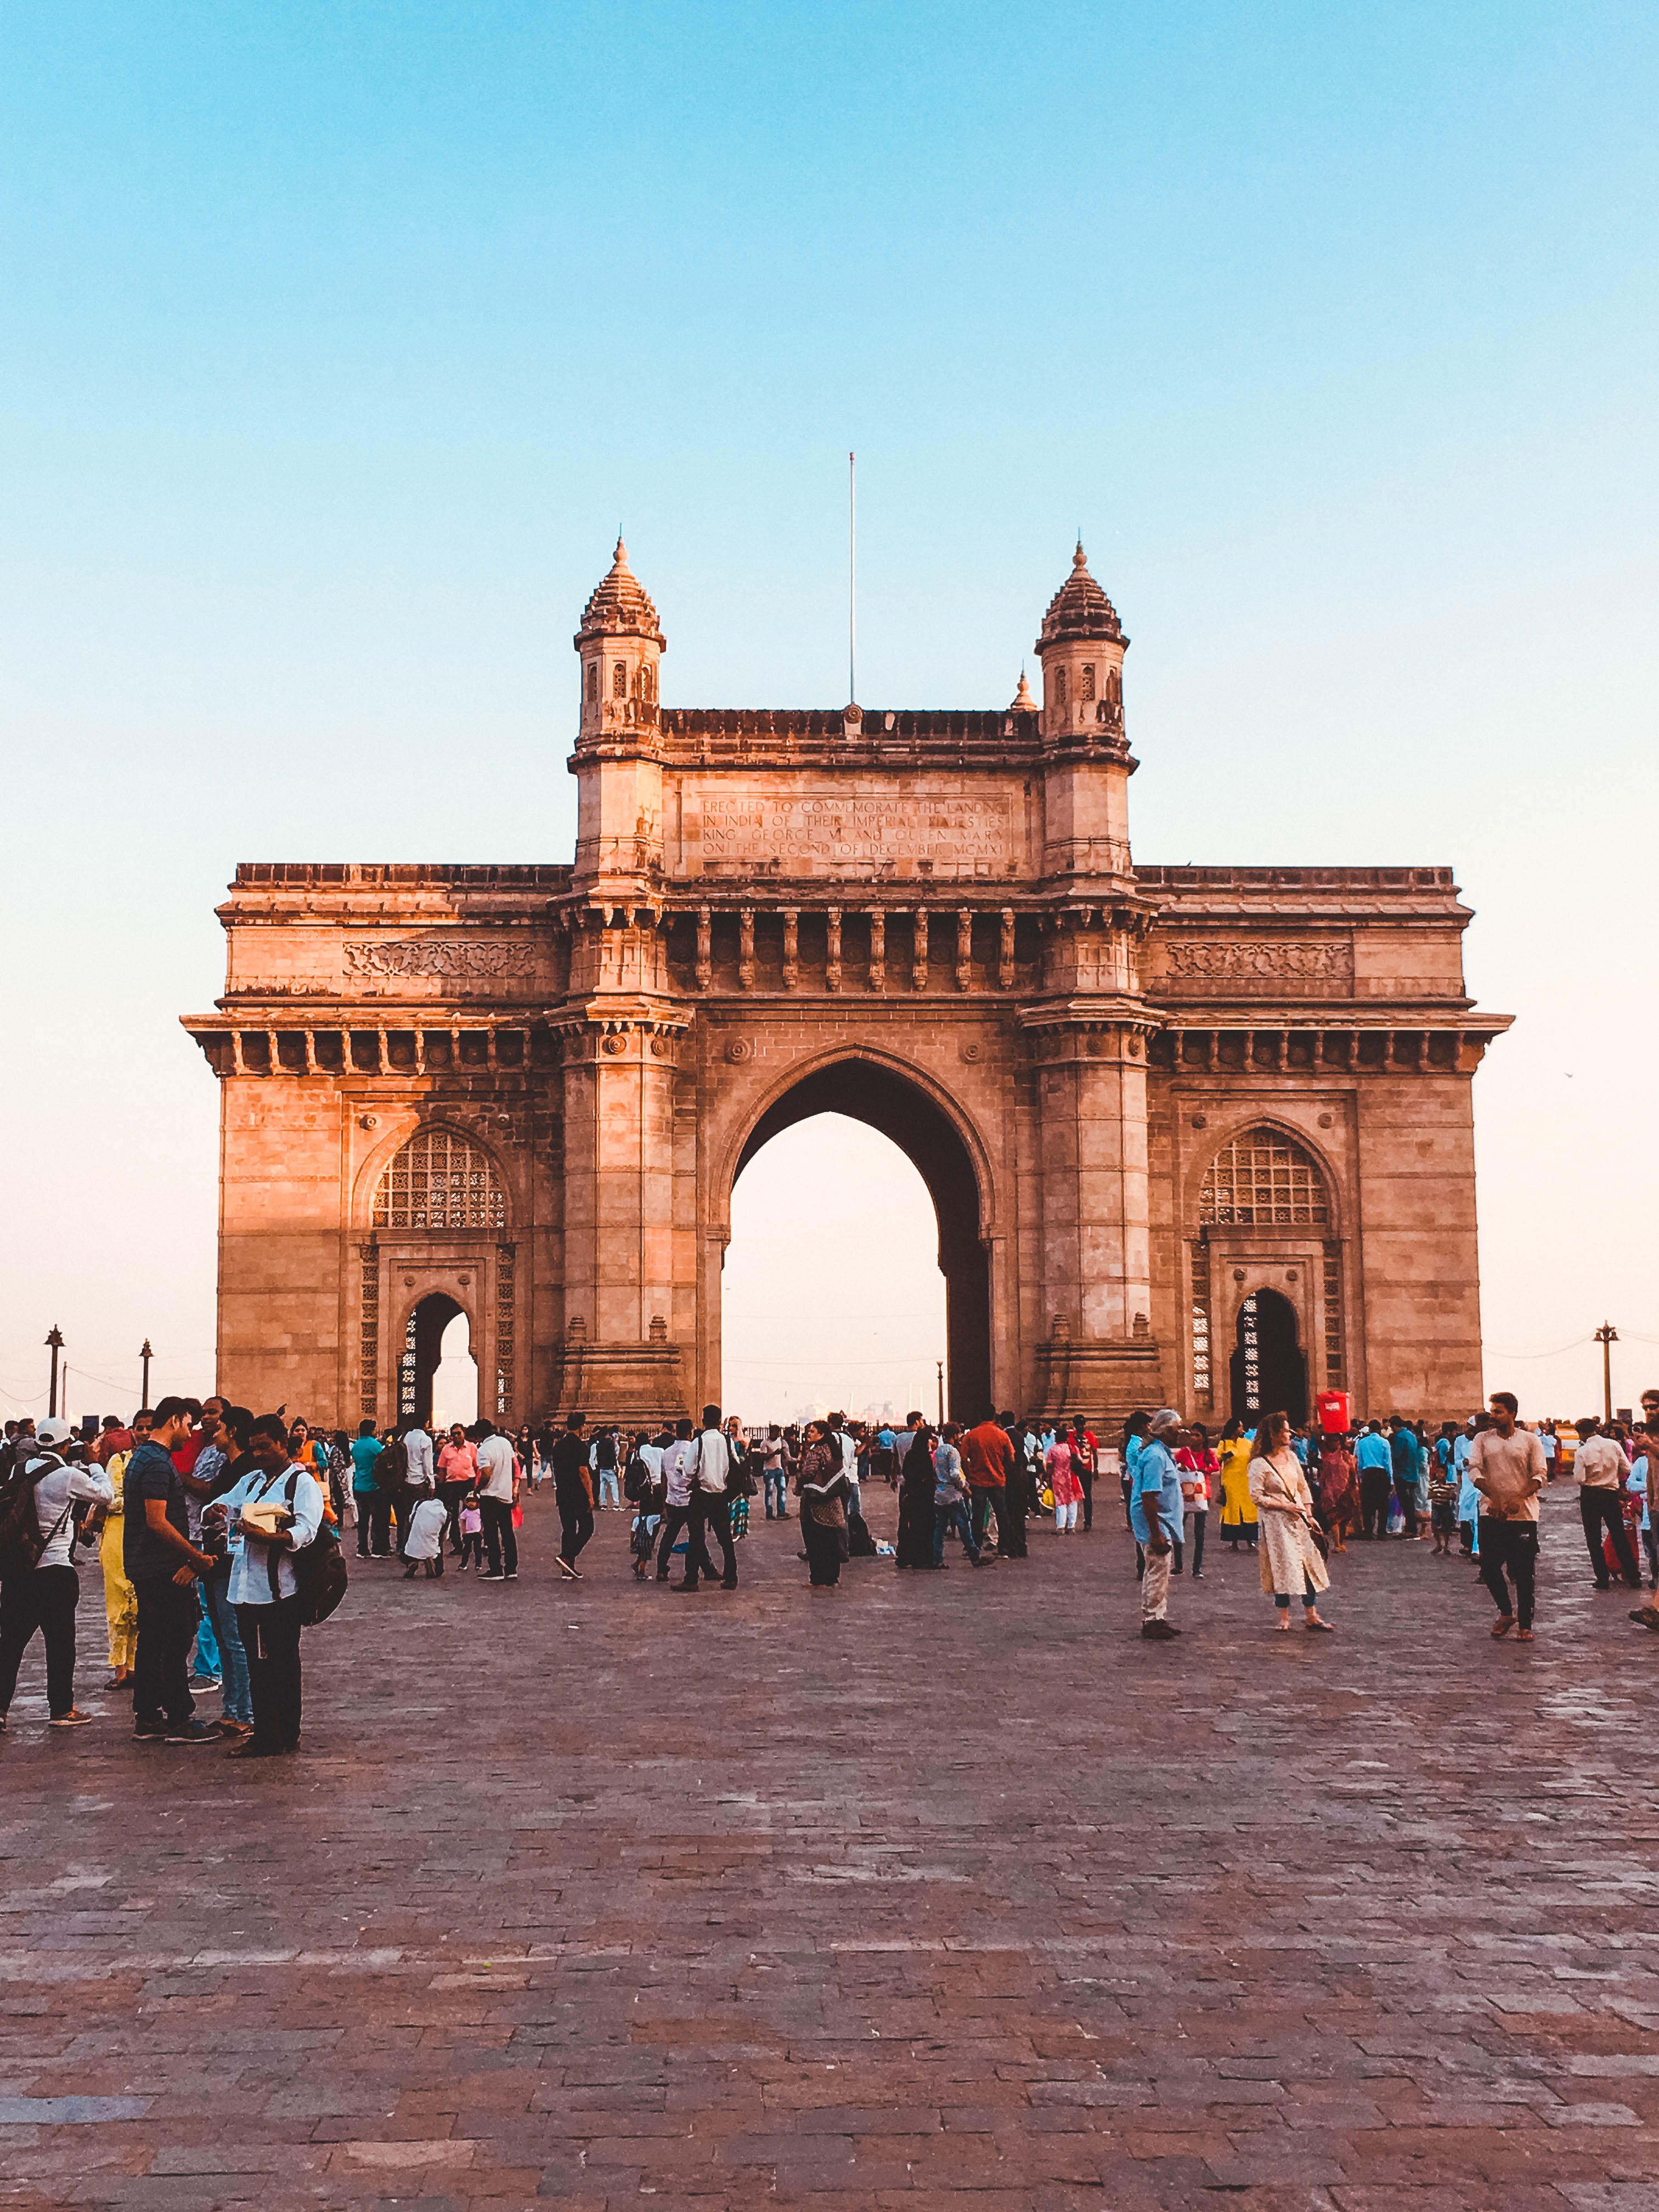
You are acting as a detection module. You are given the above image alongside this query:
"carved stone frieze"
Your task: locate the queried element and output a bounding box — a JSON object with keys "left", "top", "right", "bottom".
{"left": 344, "top": 938, "right": 535, "bottom": 981}
{"left": 1153, "top": 935, "right": 1353, "bottom": 994}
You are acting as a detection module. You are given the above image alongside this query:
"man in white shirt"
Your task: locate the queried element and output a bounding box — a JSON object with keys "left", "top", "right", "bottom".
{"left": 832, "top": 1414, "right": 860, "bottom": 1522}
{"left": 0, "top": 1418, "right": 114, "bottom": 1729}
{"left": 1574, "top": 1418, "right": 1640, "bottom": 1590}
{"left": 472, "top": 1420, "right": 518, "bottom": 1581}
{"left": 402, "top": 1422, "right": 435, "bottom": 1490}
{"left": 655, "top": 1418, "right": 705, "bottom": 1583}
{"left": 672, "top": 1405, "right": 738, "bottom": 1592}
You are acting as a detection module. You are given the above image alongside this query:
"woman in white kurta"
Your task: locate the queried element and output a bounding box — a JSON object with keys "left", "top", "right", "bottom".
{"left": 1248, "top": 1412, "right": 1333, "bottom": 1633}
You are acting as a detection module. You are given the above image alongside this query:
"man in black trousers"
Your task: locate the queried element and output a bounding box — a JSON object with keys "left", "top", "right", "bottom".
{"left": 550, "top": 1414, "right": 595, "bottom": 1582}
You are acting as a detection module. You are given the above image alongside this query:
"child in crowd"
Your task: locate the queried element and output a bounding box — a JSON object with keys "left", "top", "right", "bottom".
{"left": 402, "top": 1487, "right": 448, "bottom": 1579}
{"left": 457, "top": 1491, "right": 485, "bottom": 1571}
{"left": 1427, "top": 1457, "right": 1460, "bottom": 1555}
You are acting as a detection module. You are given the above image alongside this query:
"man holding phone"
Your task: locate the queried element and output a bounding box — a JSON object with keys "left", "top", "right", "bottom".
{"left": 124, "top": 1396, "right": 221, "bottom": 1744}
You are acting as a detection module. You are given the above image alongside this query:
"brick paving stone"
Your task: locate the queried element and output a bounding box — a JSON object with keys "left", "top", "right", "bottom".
{"left": 2, "top": 1481, "right": 1658, "bottom": 2207}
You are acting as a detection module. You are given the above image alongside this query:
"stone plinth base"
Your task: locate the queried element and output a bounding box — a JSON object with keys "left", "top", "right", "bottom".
{"left": 548, "top": 1338, "right": 691, "bottom": 1431}
{"left": 1031, "top": 1333, "right": 1166, "bottom": 1432}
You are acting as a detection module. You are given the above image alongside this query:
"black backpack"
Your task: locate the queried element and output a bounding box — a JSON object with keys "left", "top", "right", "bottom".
{"left": 0, "top": 1452, "right": 70, "bottom": 1581}
{"left": 251, "top": 1470, "right": 349, "bottom": 1627}
{"left": 285, "top": 1472, "right": 349, "bottom": 1627}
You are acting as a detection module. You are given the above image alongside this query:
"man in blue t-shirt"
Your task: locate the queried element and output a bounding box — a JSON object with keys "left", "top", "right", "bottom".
{"left": 1355, "top": 1422, "right": 1394, "bottom": 1541}
{"left": 349, "top": 1420, "right": 383, "bottom": 1560}
{"left": 1389, "top": 1418, "right": 1423, "bottom": 1538}
{"left": 1131, "top": 1409, "right": 1186, "bottom": 1641}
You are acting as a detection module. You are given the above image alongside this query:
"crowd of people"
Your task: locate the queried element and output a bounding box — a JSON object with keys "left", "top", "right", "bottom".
{"left": 3, "top": 1384, "right": 1655, "bottom": 1751}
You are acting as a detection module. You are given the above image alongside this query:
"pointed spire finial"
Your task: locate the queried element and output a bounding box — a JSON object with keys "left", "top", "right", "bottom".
{"left": 613, "top": 534, "right": 629, "bottom": 568}
{"left": 1074, "top": 538, "right": 1087, "bottom": 569}
{"left": 1011, "top": 667, "right": 1039, "bottom": 714}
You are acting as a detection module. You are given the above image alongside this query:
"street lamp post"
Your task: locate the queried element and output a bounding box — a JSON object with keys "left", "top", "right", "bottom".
{"left": 45, "top": 1325, "right": 64, "bottom": 1419}
{"left": 1594, "top": 1322, "right": 1618, "bottom": 1424}
{"left": 140, "top": 1339, "right": 154, "bottom": 1407}
{"left": 936, "top": 1359, "right": 945, "bottom": 1427}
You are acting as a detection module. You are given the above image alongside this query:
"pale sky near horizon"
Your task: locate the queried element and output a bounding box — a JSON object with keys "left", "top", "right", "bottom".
{"left": 2, "top": 3, "right": 1655, "bottom": 1425}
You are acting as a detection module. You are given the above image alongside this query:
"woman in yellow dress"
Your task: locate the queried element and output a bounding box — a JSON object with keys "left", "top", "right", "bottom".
{"left": 100, "top": 1438, "right": 140, "bottom": 1685}
{"left": 1217, "top": 1417, "right": 1259, "bottom": 1550}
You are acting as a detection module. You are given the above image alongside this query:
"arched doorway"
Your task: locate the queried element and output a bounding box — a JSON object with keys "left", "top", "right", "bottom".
{"left": 431, "top": 1311, "right": 479, "bottom": 1430}
{"left": 732, "top": 1059, "right": 991, "bottom": 1420}
{"left": 399, "top": 1291, "right": 464, "bottom": 1428}
{"left": 1231, "top": 1288, "right": 1308, "bottom": 1426}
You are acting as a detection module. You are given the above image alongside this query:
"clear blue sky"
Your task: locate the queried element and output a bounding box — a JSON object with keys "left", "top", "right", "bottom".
{"left": 2, "top": 3, "right": 1655, "bottom": 1418}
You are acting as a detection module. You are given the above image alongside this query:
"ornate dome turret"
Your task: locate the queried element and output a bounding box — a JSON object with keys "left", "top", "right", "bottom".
{"left": 1035, "top": 540, "right": 1122, "bottom": 651}
{"left": 574, "top": 537, "right": 666, "bottom": 651}
{"left": 1009, "top": 669, "right": 1039, "bottom": 715}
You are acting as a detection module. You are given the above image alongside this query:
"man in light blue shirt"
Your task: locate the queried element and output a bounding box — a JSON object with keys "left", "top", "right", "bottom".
{"left": 207, "top": 1412, "right": 324, "bottom": 1762}
{"left": 1131, "top": 1409, "right": 1185, "bottom": 1641}
{"left": 1354, "top": 1422, "right": 1394, "bottom": 1540}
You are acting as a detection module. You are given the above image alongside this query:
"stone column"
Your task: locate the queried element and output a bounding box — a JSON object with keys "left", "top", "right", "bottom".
{"left": 555, "top": 912, "right": 692, "bottom": 1424}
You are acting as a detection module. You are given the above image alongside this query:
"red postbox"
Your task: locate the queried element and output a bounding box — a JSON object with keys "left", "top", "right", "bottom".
{"left": 1316, "top": 1390, "right": 1351, "bottom": 1435}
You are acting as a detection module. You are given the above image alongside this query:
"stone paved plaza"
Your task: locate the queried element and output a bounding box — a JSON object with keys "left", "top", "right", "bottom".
{"left": 2, "top": 1481, "right": 1656, "bottom": 2211}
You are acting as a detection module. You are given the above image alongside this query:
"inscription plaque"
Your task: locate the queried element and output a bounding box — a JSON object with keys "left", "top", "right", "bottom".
{"left": 698, "top": 789, "right": 1012, "bottom": 871}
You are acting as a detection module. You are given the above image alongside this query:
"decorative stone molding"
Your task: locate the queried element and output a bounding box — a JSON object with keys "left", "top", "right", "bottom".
{"left": 1154, "top": 936, "right": 1353, "bottom": 992}
{"left": 344, "top": 938, "right": 535, "bottom": 981}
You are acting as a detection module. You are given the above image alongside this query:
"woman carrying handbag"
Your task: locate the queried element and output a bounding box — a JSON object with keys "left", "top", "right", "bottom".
{"left": 1248, "top": 1412, "right": 1334, "bottom": 1633}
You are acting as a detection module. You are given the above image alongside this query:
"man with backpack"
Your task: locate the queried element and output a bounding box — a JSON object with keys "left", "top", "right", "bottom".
{"left": 0, "top": 1416, "right": 114, "bottom": 1731}
{"left": 206, "top": 1410, "right": 325, "bottom": 1759}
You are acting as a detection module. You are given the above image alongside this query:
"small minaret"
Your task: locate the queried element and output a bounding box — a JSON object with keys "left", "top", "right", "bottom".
{"left": 569, "top": 537, "right": 668, "bottom": 900}
{"left": 1033, "top": 542, "right": 1133, "bottom": 883}
{"left": 573, "top": 537, "right": 665, "bottom": 745}
{"left": 1034, "top": 540, "right": 1126, "bottom": 748}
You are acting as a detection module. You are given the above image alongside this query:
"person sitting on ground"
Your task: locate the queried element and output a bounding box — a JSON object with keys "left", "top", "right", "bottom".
{"left": 402, "top": 1485, "right": 448, "bottom": 1580}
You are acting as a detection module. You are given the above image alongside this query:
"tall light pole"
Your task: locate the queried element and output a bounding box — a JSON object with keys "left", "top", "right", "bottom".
{"left": 140, "top": 1339, "right": 154, "bottom": 1407}
{"left": 1594, "top": 1322, "right": 1618, "bottom": 1424}
{"left": 45, "top": 1325, "right": 64, "bottom": 1418}
{"left": 936, "top": 1359, "right": 945, "bottom": 1426}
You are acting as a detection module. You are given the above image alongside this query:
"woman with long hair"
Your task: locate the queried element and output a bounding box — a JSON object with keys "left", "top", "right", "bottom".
{"left": 1248, "top": 1411, "right": 1333, "bottom": 1632}
{"left": 894, "top": 1423, "right": 937, "bottom": 1569}
{"left": 796, "top": 1419, "right": 850, "bottom": 1590}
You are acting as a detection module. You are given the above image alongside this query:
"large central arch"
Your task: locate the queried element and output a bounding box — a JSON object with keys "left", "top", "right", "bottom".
{"left": 729, "top": 1057, "right": 992, "bottom": 1421}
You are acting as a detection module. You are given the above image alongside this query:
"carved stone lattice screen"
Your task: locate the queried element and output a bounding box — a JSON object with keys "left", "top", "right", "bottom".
{"left": 1189, "top": 1239, "right": 1214, "bottom": 1413}
{"left": 358, "top": 1242, "right": 380, "bottom": 1420}
{"left": 373, "top": 1128, "right": 506, "bottom": 1232}
{"left": 1322, "top": 1243, "right": 1345, "bottom": 1385}
{"left": 1199, "top": 1129, "right": 1330, "bottom": 1228}
{"left": 495, "top": 1244, "right": 516, "bottom": 1420}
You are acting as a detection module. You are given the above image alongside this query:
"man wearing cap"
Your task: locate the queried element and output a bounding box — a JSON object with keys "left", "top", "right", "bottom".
{"left": 0, "top": 1418, "right": 114, "bottom": 1730}
{"left": 1131, "top": 1409, "right": 1186, "bottom": 1641}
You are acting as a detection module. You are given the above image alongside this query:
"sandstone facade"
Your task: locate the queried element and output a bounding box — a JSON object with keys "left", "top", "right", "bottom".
{"left": 184, "top": 541, "right": 1509, "bottom": 1431}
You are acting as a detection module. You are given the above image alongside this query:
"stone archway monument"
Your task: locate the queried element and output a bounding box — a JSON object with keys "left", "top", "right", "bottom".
{"left": 185, "top": 538, "right": 1510, "bottom": 1430}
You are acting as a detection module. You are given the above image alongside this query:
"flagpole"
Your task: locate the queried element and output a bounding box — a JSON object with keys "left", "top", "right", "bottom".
{"left": 849, "top": 450, "right": 856, "bottom": 705}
